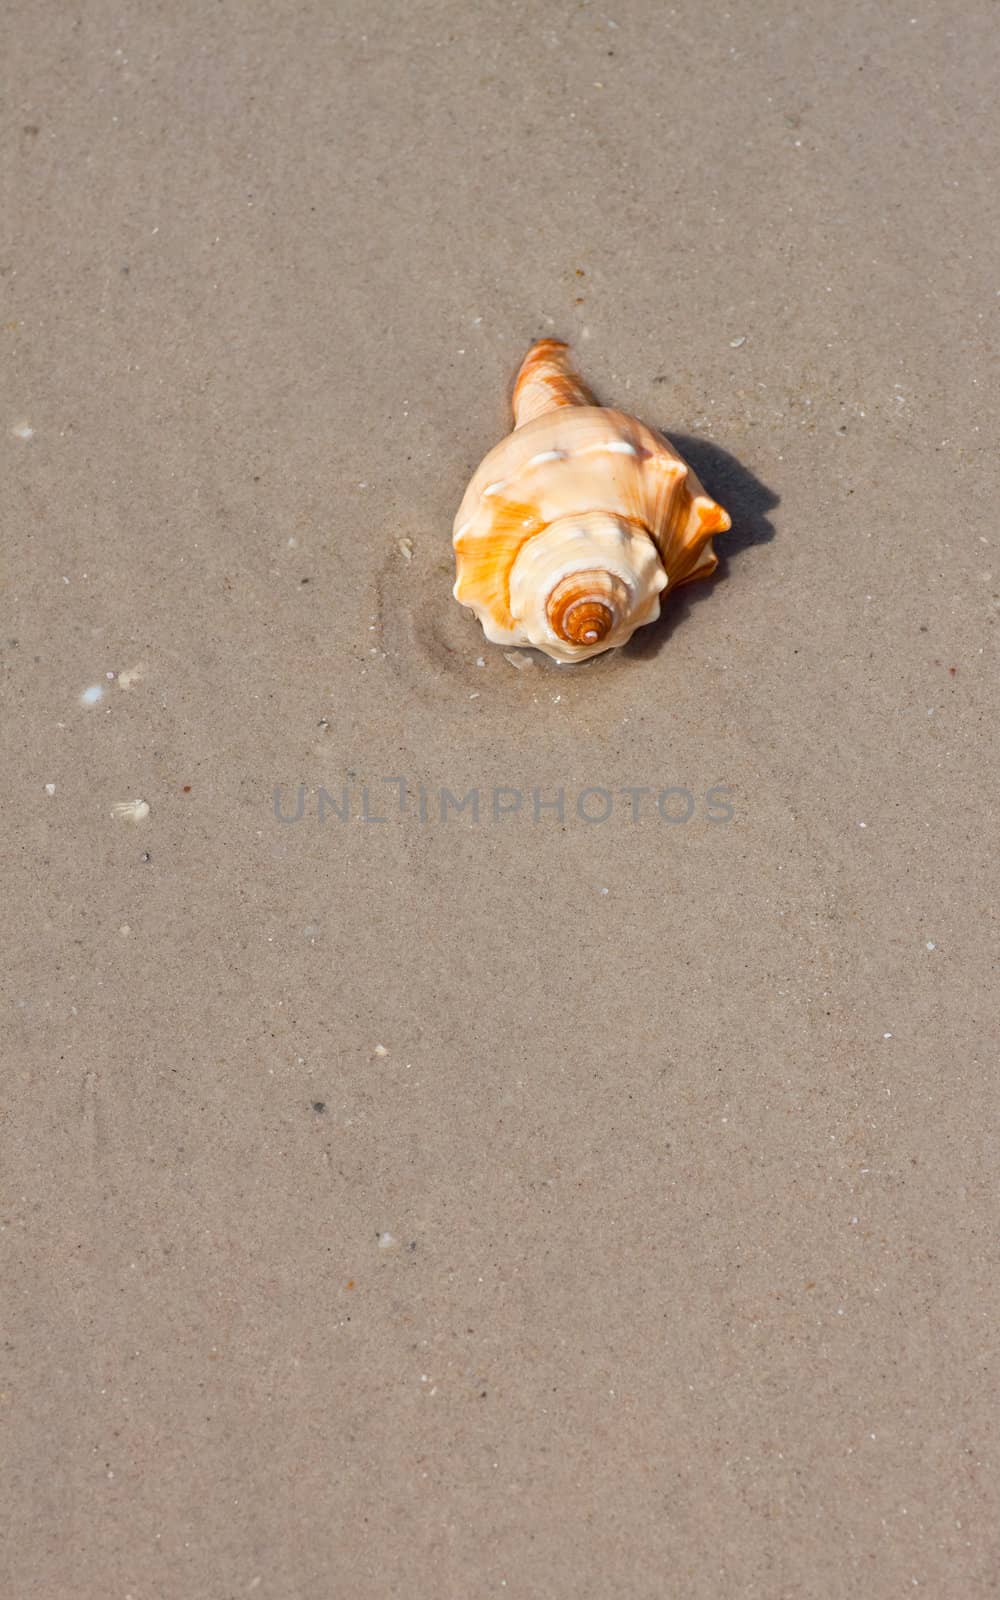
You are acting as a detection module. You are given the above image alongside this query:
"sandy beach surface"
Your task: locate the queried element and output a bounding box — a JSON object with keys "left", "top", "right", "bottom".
{"left": 4, "top": 1, "right": 998, "bottom": 1594}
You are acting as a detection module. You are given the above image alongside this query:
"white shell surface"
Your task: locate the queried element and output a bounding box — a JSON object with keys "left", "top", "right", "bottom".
{"left": 508, "top": 513, "right": 666, "bottom": 663}
{"left": 454, "top": 408, "right": 675, "bottom": 544}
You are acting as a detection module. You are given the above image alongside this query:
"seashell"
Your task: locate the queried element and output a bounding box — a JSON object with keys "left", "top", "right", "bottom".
{"left": 453, "top": 339, "right": 731, "bottom": 663}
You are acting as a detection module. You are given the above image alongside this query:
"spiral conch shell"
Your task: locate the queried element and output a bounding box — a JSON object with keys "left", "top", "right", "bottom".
{"left": 453, "top": 340, "right": 731, "bottom": 663}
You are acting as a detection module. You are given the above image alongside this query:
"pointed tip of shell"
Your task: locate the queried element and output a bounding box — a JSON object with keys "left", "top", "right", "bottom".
{"left": 562, "top": 599, "right": 615, "bottom": 645}
{"left": 512, "top": 339, "right": 595, "bottom": 427}
{"left": 545, "top": 569, "right": 631, "bottom": 648}
{"left": 695, "top": 496, "right": 732, "bottom": 535}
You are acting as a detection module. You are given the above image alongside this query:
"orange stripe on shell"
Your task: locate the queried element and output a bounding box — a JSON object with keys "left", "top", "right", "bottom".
{"left": 512, "top": 339, "right": 595, "bottom": 427}
{"left": 453, "top": 498, "right": 544, "bottom": 632}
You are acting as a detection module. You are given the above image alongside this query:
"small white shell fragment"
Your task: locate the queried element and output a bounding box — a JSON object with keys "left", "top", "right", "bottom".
{"left": 44, "top": 783, "right": 56, "bottom": 796}
{"left": 11, "top": 421, "right": 34, "bottom": 440}
{"left": 397, "top": 537, "right": 414, "bottom": 561}
{"left": 729, "top": 335, "right": 747, "bottom": 348}
{"left": 377, "top": 1231, "right": 397, "bottom": 1249}
{"left": 373, "top": 1043, "right": 388, "bottom": 1057}
{"left": 81, "top": 685, "right": 105, "bottom": 706}
{"left": 503, "top": 649, "right": 535, "bottom": 670}
{"left": 111, "top": 798, "right": 150, "bottom": 824}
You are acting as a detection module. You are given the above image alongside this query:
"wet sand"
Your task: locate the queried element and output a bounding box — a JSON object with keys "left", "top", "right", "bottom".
{"left": 4, "top": 1, "right": 999, "bottom": 1594}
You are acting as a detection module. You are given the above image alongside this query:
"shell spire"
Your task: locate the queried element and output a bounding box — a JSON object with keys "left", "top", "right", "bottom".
{"left": 453, "top": 339, "right": 732, "bottom": 664}
{"left": 512, "top": 339, "right": 596, "bottom": 427}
